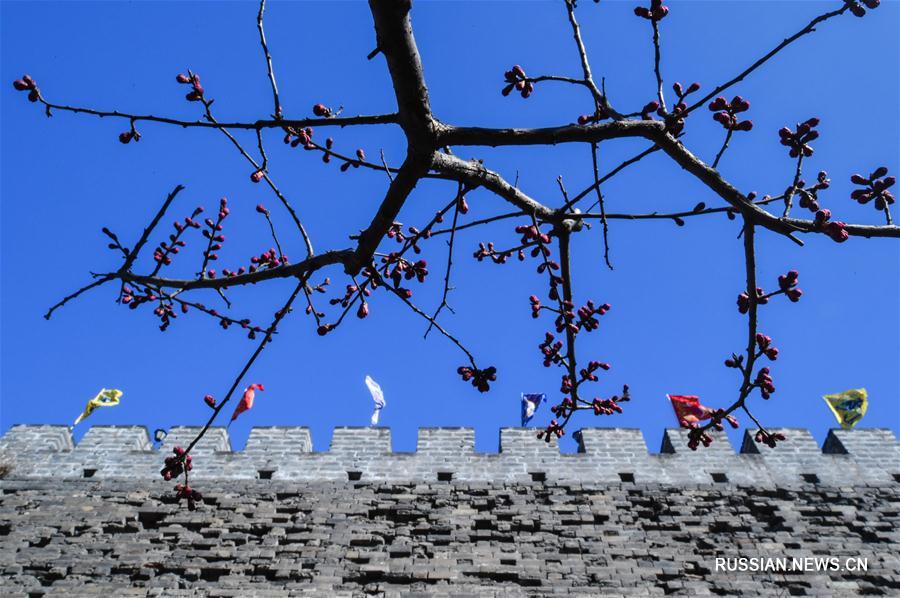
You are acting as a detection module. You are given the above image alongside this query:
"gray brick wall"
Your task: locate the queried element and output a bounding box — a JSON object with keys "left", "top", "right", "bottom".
{"left": 0, "top": 425, "right": 898, "bottom": 596}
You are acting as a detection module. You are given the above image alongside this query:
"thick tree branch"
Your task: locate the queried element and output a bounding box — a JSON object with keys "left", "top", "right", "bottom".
{"left": 431, "top": 153, "right": 555, "bottom": 220}
{"left": 368, "top": 0, "right": 435, "bottom": 147}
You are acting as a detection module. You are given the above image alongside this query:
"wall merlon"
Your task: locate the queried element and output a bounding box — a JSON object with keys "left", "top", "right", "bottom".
{"left": 244, "top": 426, "right": 312, "bottom": 455}
{"left": 0, "top": 425, "right": 74, "bottom": 452}
{"left": 162, "top": 426, "right": 231, "bottom": 453}
{"left": 329, "top": 427, "right": 391, "bottom": 454}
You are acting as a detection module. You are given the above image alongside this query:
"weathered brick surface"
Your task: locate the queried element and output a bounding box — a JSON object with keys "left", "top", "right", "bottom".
{"left": 0, "top": 425, "right": 898, "bottom": 595}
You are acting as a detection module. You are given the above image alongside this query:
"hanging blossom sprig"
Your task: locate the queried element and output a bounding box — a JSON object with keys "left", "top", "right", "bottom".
{"left": 850, "top": 167, "right": 895, "bottom": 225}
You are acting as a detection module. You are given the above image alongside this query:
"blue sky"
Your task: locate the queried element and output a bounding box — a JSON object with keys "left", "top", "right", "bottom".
{"left": 1, "top": 1, "right": 897, "bottom": 453}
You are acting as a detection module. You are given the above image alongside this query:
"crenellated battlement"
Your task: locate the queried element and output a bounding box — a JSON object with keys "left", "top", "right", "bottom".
{"left": 0, "top": 425, "right": 897, "bottom": 485}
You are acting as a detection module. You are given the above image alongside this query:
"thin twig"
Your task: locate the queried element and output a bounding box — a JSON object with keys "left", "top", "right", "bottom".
{"left": 566, "top": 145, "right": 661, "bottom": 213}
{"left": 379, "top": 149, "right": 395, "bottom": 182}
{"left": 712, "top": 129, "right": 734, "bottom": 170}
{"left": 782, "top": 155, "right": 804, "bottom": 218}
{"left": 183, "top": 279, "right": 305, "bottom": 457}
{"left": 198, "top": 95, "right": 314, "bottom": 257}
{"left": 563, "top": 0, "right": 622, "bottom": 119}
{"left": 44, "top": 276, "right": 114, "bottom": 320}
{"left": 651, "top": 20, "right": 666, "bottom": 113}
{"left": 686, "top": 4, "right": 849, "bottom": 114}
{"left": 425, "top": 184, "right": 463, "bottom": 338}
{"left": 256, "top": 0, "right": 283, "bottom": 119}
{"left": 590, "top": 143, "right": 613, "bottom": 269}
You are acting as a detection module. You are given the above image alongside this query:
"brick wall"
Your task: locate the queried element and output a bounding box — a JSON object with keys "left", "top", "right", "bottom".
{"left": 1, "top": 425, "right": 898, "bottom": 595}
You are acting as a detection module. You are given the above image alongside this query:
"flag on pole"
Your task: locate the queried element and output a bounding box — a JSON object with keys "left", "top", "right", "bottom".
{"left": 521, "top": 393, "right": 546, "bottom": 426}
{"left": 667, "top": 394, "right": 704, "bottom": 427}
{"left": 667, "top": 394, "right": 738, "bottom": 428}
{"left": 74, "top": 388, "right": 123, "bottom": 425}
{"left": 229, "top": 383, "right": 264, "bottom": 426}
{"left": 823, "top": 388, "right": 868, "bottom": 429}
{"left": 366, "top": 376, "right": 386, "bottom": 425}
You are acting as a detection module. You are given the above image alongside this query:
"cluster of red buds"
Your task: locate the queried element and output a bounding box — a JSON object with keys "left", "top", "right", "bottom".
{"left": 591, "top": 397, "right": 623, "bottom": 416}
{"left": 551, "top": 397, "right": 575, "bottom": 418}
{"left": 312, "top": 103, "right": 333, "bottom": 117}
{"left": 153, "top": 302, "right": 179, "bottom": 332}
{"left": 844, "top": 0, "right": 880, "bottom": 18}
{"left": 539, "top": 332, "right": 565, "bottom": 367}
{"left": 200, "top": 198, "right": 228, "bottom": 275}
{"left": 249, "top": 248, "right": 286, "bottom": 271}
{"left": 708, "top": 96, "right": 752, "bottom": 131}
{"left": 687, "top": 428, "right": 713, "bottom": 451}
{"left": 159, "top": 446, "right": 191, "bottom": 481}
{"left": 12, "top": 74, "right": 39, "bottom": 102}
{"left": 537, "top": 420, "right": 566, "bottom": 442}
{"left": 736, "top": 287, "right": 768, "bottom": 314}
{"left": 778, "top": 117, "right": 820, "bottom": 158}
{"left": 576, "top": 300, "right": 611, "bottom": 332}
{"left": 152, "top": 208, "right": 202, "bottom": 268}
{"left": 634, "top": 0, "right": 669, "bottom": 21}
{"left": 850, "top": 167, "right": 895, "bottom": 212}
{"left": 473, "top": 241, "right": 524, "bottom": 264}
{"left": 777, "top": 270, "right": 802, "bottom": 302}
{"left": 554, "top": 301, "right": 578, "bottom": 335}
{"left": 283, "top": 126, "right": 315, "bottom": 149}
{"left": 379, "top": 253, "right": 428, "bottom": 291}
{"left": 599, "top": 385, "right": 630, "bottom": 415}
{"left": 121, "top": 286, "right": 156, "bottom": 310}
{"left": 755, "top": 333, "right": 779, "bottom": 361}
{"left": 737, "top": 270, "right": 802, "bottom": 313}
{"left": 176, "top": 72, "right": 204, "bottom": 102}
{"left": 755, "top": 367, "right": 776, "bottom": 399}
{"left": 579, "top": 360, "right": 611, "bottom": 383}
{"left": 386, "top": 222, "right": 406, "bottom": 244}
{"left": 814, "top": 209, "right": 849, "bottom": 243}
{"left": 529, "top": 295, "right": 542, "bottom": 319}
{"left": 708, "top": 408, "right": 741, "bottom": 432}
{"left": 173, "top": 483, "right": 203, "bottom": 511}
{"left": 791, "top": 171, "right": 830, "bottom": 213}
{"left": 457, "top": 365, "right": 497, "bottom": 392}
{"left": 501, "top": 65, "right": 533, "bottom": 98}
{"left": 755, "top": 429, "right": 787, "bottom": 448}
{"left": 553, "top": 299, "right": 610, "bottom": 335}
{"left": 661, "top": 81, "right": 701, "bottom": 132}
{"left": 203, "top": 394, "right": 216, "bottom": 408}
{"left": 329, "top": 282, "right": 372, "bottom": 316}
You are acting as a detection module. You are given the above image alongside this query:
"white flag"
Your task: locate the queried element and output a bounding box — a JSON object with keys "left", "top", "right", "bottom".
{"left": 365, "top": 375, "right": 386, "bottom": 425}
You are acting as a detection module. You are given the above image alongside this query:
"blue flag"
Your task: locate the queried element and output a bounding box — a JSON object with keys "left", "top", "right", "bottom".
{"left": 521, "top": 393, "right": 546, "bottom": 426}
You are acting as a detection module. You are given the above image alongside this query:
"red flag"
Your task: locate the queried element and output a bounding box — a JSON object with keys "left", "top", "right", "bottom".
{"left": 668, "top": 394, "right": 705, "bottom": 427}
{"left": 230, "top": 383, "right": 265, "bottom": 424}
{"left": 667, "top": 394, "right": 738, "bottom": 429}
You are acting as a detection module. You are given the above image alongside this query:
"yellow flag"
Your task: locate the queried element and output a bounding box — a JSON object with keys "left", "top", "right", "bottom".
{"left": 822, "top": 388, "right": 868, "bottom": 430}
{"left": 74, "top": 388, "right": 123, "bottom": 425}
